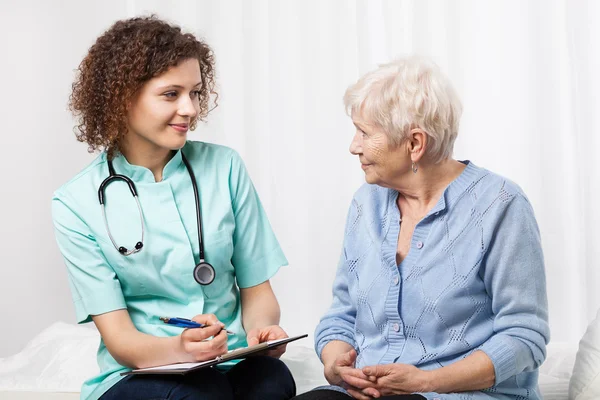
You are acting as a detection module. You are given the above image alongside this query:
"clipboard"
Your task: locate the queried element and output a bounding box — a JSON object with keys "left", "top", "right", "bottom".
{"left": 121, "top": 334, "right": 308, "bottom": 376}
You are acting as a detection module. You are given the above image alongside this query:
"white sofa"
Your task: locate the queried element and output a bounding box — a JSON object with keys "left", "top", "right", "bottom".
{"left": 0, "top": 322, "right": 578, "bottom": 399}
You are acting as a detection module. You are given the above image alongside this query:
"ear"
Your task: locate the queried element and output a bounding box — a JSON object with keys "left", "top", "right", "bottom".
{"left": 407, "top": 128, "right": 427, "bottom": 163}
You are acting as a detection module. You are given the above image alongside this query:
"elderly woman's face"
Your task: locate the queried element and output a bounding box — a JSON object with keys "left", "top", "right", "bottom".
{"left": 349, "top": 114, "right": 410, "bottom": 187}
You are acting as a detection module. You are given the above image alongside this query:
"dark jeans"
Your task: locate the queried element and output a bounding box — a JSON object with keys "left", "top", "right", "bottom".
{"left": 100, "top": 356, "right": 296, "bottom": 400}
{"left": 292, "top": 388, "right": 426, "bottom": 400}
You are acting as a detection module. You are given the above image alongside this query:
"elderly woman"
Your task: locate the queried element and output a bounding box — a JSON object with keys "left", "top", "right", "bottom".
{"left": 294, "top": 57, "right": 550, "bottom": 400}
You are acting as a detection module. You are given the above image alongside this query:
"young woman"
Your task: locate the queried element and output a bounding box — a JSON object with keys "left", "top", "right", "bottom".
{"left": 52, "top": 16, "right": 295, "bottom": 400}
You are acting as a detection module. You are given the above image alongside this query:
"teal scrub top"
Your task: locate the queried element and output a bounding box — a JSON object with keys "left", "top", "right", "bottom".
{"left": 51, "top": 141, "right": 288, "bottom": 400}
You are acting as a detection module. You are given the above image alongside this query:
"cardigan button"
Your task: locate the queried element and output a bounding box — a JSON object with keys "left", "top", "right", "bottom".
{"left": 393, "top": 276, "right": 399, "bottom": 285}
{"left": 416, "top": 241, "right": 424, "bottom": 249}
{"left": 392, "top": 323, "right": 400, "bottom": 332}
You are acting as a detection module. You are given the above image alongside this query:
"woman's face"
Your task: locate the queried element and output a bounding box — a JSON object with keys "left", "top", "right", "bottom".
{"left": 125, "top": 58, "right": 202, "bottom": 152}
{"left": 349, "top": 113, "right": 411, "bottom": 188}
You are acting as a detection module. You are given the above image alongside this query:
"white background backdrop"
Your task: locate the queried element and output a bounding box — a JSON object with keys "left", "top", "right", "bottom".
{"left": 0, "top": 0, "right": 598, "bottom": 357}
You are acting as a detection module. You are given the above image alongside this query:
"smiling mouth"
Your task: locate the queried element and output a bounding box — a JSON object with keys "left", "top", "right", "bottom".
{"left": 169, "top": 124, "right": 189, "bottom": 132}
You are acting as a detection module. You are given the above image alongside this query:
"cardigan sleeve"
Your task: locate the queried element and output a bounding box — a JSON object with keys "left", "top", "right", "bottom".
{"left": 478, "top": 193, "right": 550, "bottom": 385}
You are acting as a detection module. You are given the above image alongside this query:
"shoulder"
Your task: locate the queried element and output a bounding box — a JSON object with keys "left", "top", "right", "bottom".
{"left": 351, "top": 183, "right": 391, "bottom": 208}
{"left": 466, "top": 162, "right": 534, "bottom": 215}
{"left": 474, "top": 165, "right": 529, "bottom": 200}
{"left": 52, "top": 153, "right": 107, "bottom": 207}
{"left": 182, "top": 140, "right": 240, "bottom": 166}
{"left": 345, "top": 183, "right": 393, "bottom": 236}
{"left": 182, "top": 141, "right": 251, "bottom": 196}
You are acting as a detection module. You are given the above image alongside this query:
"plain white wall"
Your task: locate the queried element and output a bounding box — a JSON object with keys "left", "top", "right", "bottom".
{"left": 0, "top": 2, "right": 132, "bottom": 356}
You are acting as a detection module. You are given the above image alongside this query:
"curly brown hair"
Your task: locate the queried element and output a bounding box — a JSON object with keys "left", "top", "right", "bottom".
{"left": 69, "top": 15, "right": 217, "bottom": 156}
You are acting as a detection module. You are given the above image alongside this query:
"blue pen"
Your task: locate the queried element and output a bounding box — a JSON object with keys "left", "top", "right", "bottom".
{"left": 160, "top": 317, "right": 235, "bottom": 335}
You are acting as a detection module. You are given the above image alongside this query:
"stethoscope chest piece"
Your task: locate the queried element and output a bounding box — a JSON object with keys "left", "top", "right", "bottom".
{"left": 193, "top": 261, "right": 216, "bottom": 285}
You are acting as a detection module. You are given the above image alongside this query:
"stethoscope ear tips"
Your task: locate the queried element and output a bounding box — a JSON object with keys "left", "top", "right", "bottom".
{"left": 117, "top": 243, "right": 142, "bottom": 255}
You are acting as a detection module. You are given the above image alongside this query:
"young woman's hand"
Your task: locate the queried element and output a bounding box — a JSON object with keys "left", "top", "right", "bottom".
{"left": 246, "top": 325, "right": 288, "bottom": 358}
{"left": 178, "top": 314, "right": 229, "bottom": 362}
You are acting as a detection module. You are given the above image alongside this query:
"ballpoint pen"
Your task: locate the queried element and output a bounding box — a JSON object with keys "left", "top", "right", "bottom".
{"left": 159, "top": 316, "right": 235, "bottom": 335}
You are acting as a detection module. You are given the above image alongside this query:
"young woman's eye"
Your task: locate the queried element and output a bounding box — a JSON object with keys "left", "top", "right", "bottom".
{"left": 163, "top": 91, "right": 178, "bottom": 98}
{"left": 190, "top": 90, "right": 201, "bottom": 98}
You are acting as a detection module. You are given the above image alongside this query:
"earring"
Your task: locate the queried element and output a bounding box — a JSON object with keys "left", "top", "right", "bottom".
{"left": 412, "top": 162, "right": 418, "bottom": 173}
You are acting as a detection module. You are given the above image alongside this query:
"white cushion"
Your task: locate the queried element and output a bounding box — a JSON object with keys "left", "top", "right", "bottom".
{"left": 570, "top": 309, "right": 600, "bottom": 400}
{"left": 539, "top": 342, "right": 578, "bottom": 400}
{"left": 0, "top": 322, "right": 99, "bottom": 392}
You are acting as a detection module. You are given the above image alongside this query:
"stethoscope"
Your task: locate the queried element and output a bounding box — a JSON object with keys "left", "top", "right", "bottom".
{"left": 97, "top": 152, "right": 216, "bottom": 286}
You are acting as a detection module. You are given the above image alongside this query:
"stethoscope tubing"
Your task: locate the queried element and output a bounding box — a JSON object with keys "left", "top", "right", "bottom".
{"left": 98, "top": 151, "right": 215, "bottom": 285}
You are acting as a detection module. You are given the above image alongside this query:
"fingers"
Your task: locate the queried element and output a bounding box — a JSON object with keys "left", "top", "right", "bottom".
{"left": 340, "top": 367, "right": 371, "bottom": 389}
{"left": 182, "top": 323, "right": 223, "bottom": 342}
{"left": 265, "top": 325, "right": 288, "bottom": 340}
{"left": 181, "top": 329, "right": 228, "bottom": 361}
{"left": 348, "top": 348, "right": 357, "bottom": 362}
{"left": 246, "top": 328, "right": 260, "bottom": 346}
{"left": 247, "top": 325, "right": 289, "bottom": 354}
{"left": 250, "top": 325, "right": 289, "bottom": 343}
{"left": 342, "top": 374, "right": 371, "bottom": 389}
{"left": 337, "top": 349, "right": 357, "bottom": 367}
{"left": 191, "top": 313, "right": 222, "bottom": 326}
{"left": 362, "top": 364, "right": 386, "bottom": 377}
{"left": 264, "top": 343, "right": 286, "bottom": 358}
{"left": 362, "top": 388, "right": 381, "bottom": 398}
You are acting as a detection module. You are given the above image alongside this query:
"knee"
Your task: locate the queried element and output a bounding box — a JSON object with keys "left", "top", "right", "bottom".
{"left": 181, "top": 368, "right": 234, "bottom": 399}
{"left": 238, "top": 356, "right": 296, "bottom": 397}
{"left": 251, "top": 356, "right": 294, "bottom": 381}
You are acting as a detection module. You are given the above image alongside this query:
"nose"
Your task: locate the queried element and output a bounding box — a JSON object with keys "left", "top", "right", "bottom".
{"left": 178, "top": 94, "right": 199, "bottom": 119}
{"left": 349, "top": 130, "right": 362, "bottom": 155}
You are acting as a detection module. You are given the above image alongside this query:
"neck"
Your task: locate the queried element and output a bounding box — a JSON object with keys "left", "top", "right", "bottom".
{"left": 118, "top": 137, "right": 175, "bottom": 182}
{"left": 394, "top": 159, "right": 466, "bottom": 216}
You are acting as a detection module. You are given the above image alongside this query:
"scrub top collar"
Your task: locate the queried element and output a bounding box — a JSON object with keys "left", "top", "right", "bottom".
{"left": 106, "top": 148, "right": 184, "bottom": 183}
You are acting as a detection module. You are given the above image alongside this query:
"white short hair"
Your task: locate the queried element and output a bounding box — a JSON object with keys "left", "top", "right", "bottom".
{"left": 343, "top": 56, "right": 462, "bottom": 163}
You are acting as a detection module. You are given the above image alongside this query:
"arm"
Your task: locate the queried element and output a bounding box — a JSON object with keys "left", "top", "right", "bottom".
{"left": 92, "top": 310, "right": 227, "bottom": 369}
{"left": 426, "top": 350, "right": 495, "bottom": 392}
{"left": 478, "top": 192, "right": 550, "bottom": 385}
{"left": 424, "top": 194, "right": 548, "bottom": 392}
{"left": 313, "top": 201, "right": 374, "bottom": 397}
{"left": 241, "top": 280, "right": 281, "bottom": 334}
{"left": 359, "top": 351, "right": 494, "bottom": 397}
{"left": 227, "top": 150, "right": 289, "bottom": 353}
{"left": 228, "top": 150, "right": 286, "bottom": 334}
{"left": 241, "top": 280, "right": 290, "bottom": 357}
{"left": 314, "top": 249, "right": 358, "bottom": 360}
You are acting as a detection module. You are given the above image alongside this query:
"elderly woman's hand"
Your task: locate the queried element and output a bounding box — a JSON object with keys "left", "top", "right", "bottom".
{"left": 359, "top": 363, "right": 432, "bottom": 398}
{"left": 324, "top": 349, "right": 375, "bottom": 400}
